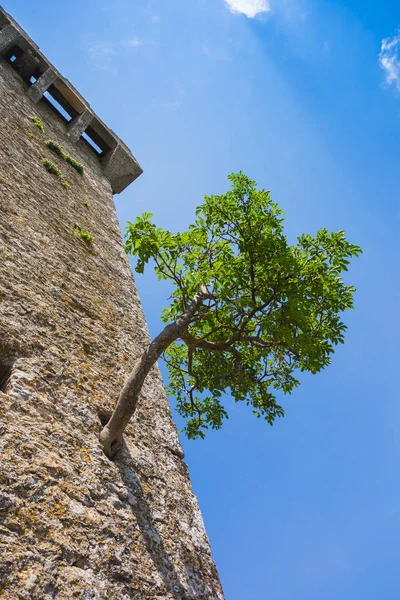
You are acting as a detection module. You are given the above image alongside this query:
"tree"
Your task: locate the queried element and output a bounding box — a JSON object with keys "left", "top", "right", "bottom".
{"left": 99, "top": 173, "right": 361, "bottom": 458}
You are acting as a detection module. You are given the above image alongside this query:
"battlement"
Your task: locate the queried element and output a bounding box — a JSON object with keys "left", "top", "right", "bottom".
{"left": 0, "top": 5, "right": 142, "bottom": 194}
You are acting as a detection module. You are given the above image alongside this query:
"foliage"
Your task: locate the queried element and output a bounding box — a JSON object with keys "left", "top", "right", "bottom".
{"left": 28, "top": 132, "right": 37, "bottom": 140}
{"left": 125, "top": 172, "right": 361, "bottom": 440}
{"left": 83, "top": 201, "right": 89, "bottom": 208}
{"left": 45, "top": 140, "right": 84, "bottom": 175}
{"left": 31, "top": 116, "right": 44, "bottom": 133}
{"left": 65, "top": 155, "right": 84, "bottom": 175}
{"left": 42, "top": 156, "right": 69, "bottom": 189}
{"left": 74, "top": 225, "right": 94, "bottom": 246}
{"left": 45, "top": 140, "right": 64, "bottom": 158}
{"left": 42, "top": 159, "right": 62, "bottom": 178}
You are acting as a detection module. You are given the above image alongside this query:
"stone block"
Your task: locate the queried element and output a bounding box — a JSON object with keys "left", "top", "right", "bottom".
{"left": 0, "top": 23, "right": 21, "bottom": 55}
{"left": 26, "top": 67, "right": 58, "bottom": 103}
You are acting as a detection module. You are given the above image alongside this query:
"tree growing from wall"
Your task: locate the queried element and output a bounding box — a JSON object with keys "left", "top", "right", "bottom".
{"left": 99, "top": 173, "right": 361, "bottom": 458}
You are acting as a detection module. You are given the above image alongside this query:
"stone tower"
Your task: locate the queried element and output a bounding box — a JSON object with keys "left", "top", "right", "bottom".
{"left": 0, "top": 7, "right": 224, "bottom": 599}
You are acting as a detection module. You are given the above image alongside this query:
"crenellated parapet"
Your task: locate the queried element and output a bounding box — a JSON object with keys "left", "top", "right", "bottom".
{"left": 0, "top": 5, "right": 142, "bottom": 193}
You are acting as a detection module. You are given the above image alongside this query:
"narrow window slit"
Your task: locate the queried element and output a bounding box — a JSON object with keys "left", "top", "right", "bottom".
{"left": 43, "top": 90, "right": 73, "bottom": 122}
{"left": 81, "top": 131, "right": 103, "bottom": 155}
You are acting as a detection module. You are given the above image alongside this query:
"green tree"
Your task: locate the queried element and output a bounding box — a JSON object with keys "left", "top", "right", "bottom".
{"left": 99, "top": 173, "right": 361, "bottom": 458}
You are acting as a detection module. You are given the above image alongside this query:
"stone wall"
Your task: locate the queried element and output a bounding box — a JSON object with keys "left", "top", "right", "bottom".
{"left": 0, "top": 56, "right": 224, "bottom": 599}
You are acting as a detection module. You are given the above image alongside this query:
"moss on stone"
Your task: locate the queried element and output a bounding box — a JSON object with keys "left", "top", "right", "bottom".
{"left": 42, "top": 158, "right": 62, "bottom": 179}
{"left": 45, "top": 140, "right": 84, "bottom": 175}
{"left": 31, "top": 116, "right": 44, "bottom": 133}
{"left": 74, "top": 225, "right": 94, "bottom": 246}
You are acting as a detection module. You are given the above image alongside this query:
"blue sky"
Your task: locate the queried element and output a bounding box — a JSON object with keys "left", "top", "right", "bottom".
{"left": 6, "top": 0, "right": 400, "bottom": 598}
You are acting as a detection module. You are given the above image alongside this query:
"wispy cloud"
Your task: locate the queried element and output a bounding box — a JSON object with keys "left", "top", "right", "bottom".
{"left": 87, "top": 41, "right": 115, "bottom": 70}
{"left": 87, "top": 41, "right": 115, "bottom": 58}
{"left": 125, "top": 37, "right": 145, "bottom": 48}
{"left": 202, "top": 41, "right": 231, "bottom": 61}
{"left": 165, "top": 81, "right": 185, "bottom": 111}
{"left": 379, "top": 31, "right": 400, "bottom": 92}
{"left": 86, "top": 34, "right": 154, "bottom": 69}
{"left": 224, "top": 0, "right": 270, "bottom": 18}
{"left": 123, "top": 36, "right": 157, "bottom": 49}
{"left": 323, "top": 41, "right": 331, "bottom": 57}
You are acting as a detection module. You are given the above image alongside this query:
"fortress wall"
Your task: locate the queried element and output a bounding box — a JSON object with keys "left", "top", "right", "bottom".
{"left": 0, "top": 15, "right": 224, "bottom": 600}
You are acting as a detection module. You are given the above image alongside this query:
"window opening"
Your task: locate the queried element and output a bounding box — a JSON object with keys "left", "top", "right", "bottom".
{"left": 30, "top": 75, "right": 37, "bottom": 84}
{"left": 81, "top": 131, "right": 103, "bottom": 155}
{"left": 82, "top": 124, "right": 111, "bottom": 156}
{"left": 43, "top": 90, "right": 73, "bottom": 122}
{"left": 6, "top": 45, "right": 23, "bottom": 64}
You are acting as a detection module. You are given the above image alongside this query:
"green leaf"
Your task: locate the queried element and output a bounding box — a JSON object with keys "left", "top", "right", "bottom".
{"left": 126, "top": 172, "right": 361, "bottom": 439}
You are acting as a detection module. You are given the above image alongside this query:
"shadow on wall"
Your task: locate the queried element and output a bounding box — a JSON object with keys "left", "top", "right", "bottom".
{"left": 115, "top": 443, "right": 188, "bottom": 599}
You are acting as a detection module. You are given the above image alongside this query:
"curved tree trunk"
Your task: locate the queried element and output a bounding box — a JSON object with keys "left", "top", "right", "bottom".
{"left": 99, "top": 288, "right": 209, "bottom": 458}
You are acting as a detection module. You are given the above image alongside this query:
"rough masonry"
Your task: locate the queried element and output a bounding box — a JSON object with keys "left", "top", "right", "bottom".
{"left": 0, "top": 7, "right": 224, "bottom": 599}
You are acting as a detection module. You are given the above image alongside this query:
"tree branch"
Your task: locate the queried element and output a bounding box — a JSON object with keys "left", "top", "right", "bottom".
{"left": 99, "top": 286, "right": 212, "bottom": 458}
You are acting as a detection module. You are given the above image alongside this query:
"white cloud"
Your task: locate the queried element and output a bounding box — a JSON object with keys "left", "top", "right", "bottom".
{"left": 126, "top": 37, "right": 144, "bottom": 48}
{"left": 87, "top": 42, "right": 115, "bottom": 70}
{"left": 224, "top": 0, "right": 270, "bottom": 18}
{"left": 123, "top": 37, "right": 156, "bottom": 49}
{"left": 87, "top": 42, "right": 115, "bottom": 58}
{"left": 379, "top": 31, "right": 400, "bottom": 92}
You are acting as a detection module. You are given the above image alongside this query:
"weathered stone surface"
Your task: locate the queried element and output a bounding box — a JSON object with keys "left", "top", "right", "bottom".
{"left": 0, "top": 24, "right": 21, "bottom": 54}
{"left": 0, "top": 55, "right": 224, "bottom": 599}
{"left": 26, "top": 67, "right": 58, "bottom": 104}
{"left": 67, "top": 110, "right": 95, "bottom": 144}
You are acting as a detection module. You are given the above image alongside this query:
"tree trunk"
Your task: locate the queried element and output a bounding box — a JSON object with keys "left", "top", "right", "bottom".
{"left": 99, "top": 288, "right": 209, "bottom": 458}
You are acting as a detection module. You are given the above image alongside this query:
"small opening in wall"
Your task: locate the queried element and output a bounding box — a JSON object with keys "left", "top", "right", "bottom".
{"left": 0, "top": 362, "right": 13, "bottom": 393}
{"left": 81, "top": 131, "right": 103, "bottom": 155}
{"left": 43, "top": 90, "right": 73, "bottom": 122}
{"left": 5, "top": 45, "right": 23, "bottom": 64}
{"left": 30, "top": 75, "right": 37, "bottom": 84}
{"left": 82, "top": 124, "right": 111, "bottom": 157}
